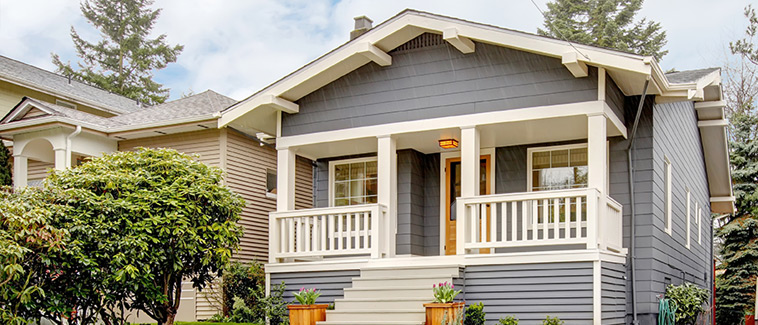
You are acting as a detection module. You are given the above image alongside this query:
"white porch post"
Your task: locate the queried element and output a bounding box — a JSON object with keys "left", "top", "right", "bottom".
{"left": 276, "top": 147, "right": 296, "bottom": 212}
{"left": 457, "top": 125, "right": 480, "bottom": 255}
{"left": 377, "top": 135, "right": 397, "bottom": 257}
{"left": 53, "top": 148, "right": 66, "bottom": 170}
{"left": 13, "top": 155, "right": 27, "bottom": 189}
{"left": 587, "top": 114, "right": 607, "bottom": 250}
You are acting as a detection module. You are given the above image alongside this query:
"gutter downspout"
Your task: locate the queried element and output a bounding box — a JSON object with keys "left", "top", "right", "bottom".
{"left": 65, "top": 125, "right": 82, "bottom": 168}
{"left": 628, "top": 79, "right": 649, "bottom": 325}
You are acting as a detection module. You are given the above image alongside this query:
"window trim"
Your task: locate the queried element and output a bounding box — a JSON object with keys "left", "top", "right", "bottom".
{"left": 526, "top": 143, "right": 589, "bottom": 192}
{"left": 664, "top": 156, "right": 672, "bottom": 236}
{"left": 697, "top": 202, "right": 702, "bottom": 245}
{"left": 265, "top": 168, "right": 277, "bottom": 200}
{"left": 686, "top": 188, "right": 691, "bottom": 249}
{"left": 328, "top": 156, "right": 378, "bottom": 207}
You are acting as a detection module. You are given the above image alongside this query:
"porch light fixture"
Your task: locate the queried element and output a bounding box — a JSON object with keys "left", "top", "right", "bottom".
{"left": 438, "top": 138, "right": 459, "bottom": 149}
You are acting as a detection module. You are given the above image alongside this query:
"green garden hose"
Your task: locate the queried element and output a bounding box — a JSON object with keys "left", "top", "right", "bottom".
{"left": 658, "top": 298, "right": 677, "bottom": 325}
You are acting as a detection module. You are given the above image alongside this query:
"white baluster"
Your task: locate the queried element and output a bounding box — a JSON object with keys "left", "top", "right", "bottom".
{"left": 346, "top": 213, "right": 353, "bottom": 250}
{"left": 553, "top": 198, "right": 560, "bottom": 240}
{"left": 337, "top": 214, "right": 344, "bottom": 250}
{"left": 542, "top": 199, "right": 548, "bottom": 240}
{"left": 564, "top": 198, "right": 571, "bottom": 239}
{"left": 575, "top": 197, "right": 582, "bottom": 239}
{"left": 511, "top": 201, "right": 517, "bottom": 242}
{"left": 491, "top": 203, "right": 498, "bottom": 243}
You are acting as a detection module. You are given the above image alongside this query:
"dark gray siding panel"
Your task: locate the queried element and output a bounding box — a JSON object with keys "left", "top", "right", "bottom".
{"left": 270, "top": 270, "right": 360, "bottom": 305}
{"left": 423, "top": 153, "right": 441, "bottom": 256}
{"left": 605, "top": 74, "right": 626, "bottom": 125}
{"left": 602, "top": 262, "right": 627, "bottom": 324}
{"left": 495, "top": 145, "right": 528, "bottom": 194}
{"left": 464, "top": 262, "right": 593, "bottom": 324}
{"left": 397, "top": 149, "right": 426, "bottom": 255}
{"left": 283, "top": 36, "right": 599, "bottom": 136}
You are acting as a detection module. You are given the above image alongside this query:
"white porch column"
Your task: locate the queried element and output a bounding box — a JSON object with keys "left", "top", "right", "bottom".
{"left": 587, "top": 114, "right": 607, "bottom": 250}
{"left": 13, "top": 155, "right": 27, "bottom": 189}
{"left": 458, "top": 126, "right": 480, "bottom": 255}
{"left": 53, "top": 148, "right": 66, "bottom": 170}
{"left": 377, "top": 135, "right": 397, "bottom": 257}
{"left": 276, "top": 147, "right": 296, "bottom": 212}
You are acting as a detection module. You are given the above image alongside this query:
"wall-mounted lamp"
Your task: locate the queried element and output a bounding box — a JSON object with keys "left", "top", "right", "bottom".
{"left": 438, "top": 138, "right": 459, "bottom": 149}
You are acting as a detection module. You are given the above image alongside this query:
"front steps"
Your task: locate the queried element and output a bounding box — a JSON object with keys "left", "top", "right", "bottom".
{"left": 317, "top": 265, "right": 461, "bottom": 325}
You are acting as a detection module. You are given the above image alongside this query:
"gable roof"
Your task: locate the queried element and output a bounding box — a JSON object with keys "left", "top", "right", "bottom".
{"left": 218, "top": 9, "right": 720, "bottom": 135}
{"left": 110, "top": 90, "right": 235, "bottom": 125}
{"left": 665, "top": 68, "right": 720, "bottom": 84}
{"left": 0, "top": 55, "right": 142, "bottom": 115}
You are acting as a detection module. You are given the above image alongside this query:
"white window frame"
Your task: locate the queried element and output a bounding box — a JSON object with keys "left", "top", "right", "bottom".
{"left": 55, "top": 99, "right": 77, "bottom": 110}
{"left": 664, "top": 157, "right": 672, "bottom": 236}
{"left": 526, "top": 143, "right": 590, "bottom": 192}
{"left": 265, "top": 168, "right": 277, "bottom": 199}
{"left": 686, "top": 189, "right": 691, "bottom": 249}
{"left": 328, "top": 156, "right": 378, "bottom": 207}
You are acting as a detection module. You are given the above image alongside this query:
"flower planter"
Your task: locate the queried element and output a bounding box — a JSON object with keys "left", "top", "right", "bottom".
{"left": 424, "top": 302, "right": 465, "bottom": 325}
{"left": 747, "top": 314, "right": 755, "bottom": 325}
{"left": 288, "top": 304, "right": 328, "bottom": 325}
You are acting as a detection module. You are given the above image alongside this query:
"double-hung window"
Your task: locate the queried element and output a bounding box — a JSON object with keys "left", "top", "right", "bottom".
{"left": 330, "top": 158, "right": 378, "bottom": 206}
{"left": 527, "top": 144, "right": 588, "bottom": 225}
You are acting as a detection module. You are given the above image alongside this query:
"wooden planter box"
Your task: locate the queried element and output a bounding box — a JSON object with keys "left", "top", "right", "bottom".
{"left": 746, "top": 314, "right": 755, "bottom": 325}
{"left": 424, "top": 302, "right": 465, "bottom": 325}
{"left": 288, "top": 304, "right": 328, "bottom": 325}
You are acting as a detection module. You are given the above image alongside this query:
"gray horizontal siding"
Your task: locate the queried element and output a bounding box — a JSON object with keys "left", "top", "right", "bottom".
{"left": 269, "top": 270, "right": 360, "bottom": 305}
{"left": 605, "top": 73, "right": 625, "bottom": 125}
{"left": 464, "top": 262, "right": 593, "bottom": 324}
{"left": 283, "top": 34, "right": 599, "bottom": 136}
{"left": 602, "top": 262, "right": 627, "bottom": 324}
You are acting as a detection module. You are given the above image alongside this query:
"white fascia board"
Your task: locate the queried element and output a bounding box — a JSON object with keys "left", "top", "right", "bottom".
{"left": 0, "top": 112, "right": 220, "bottom": 136}
{"left": 220, "top": 12, "right": 657, "bottom": 128}
{"left": 277, "top": 100, "right": 607, "bottom": 149}
{"left": 0, "top": 116, "right": 108, "bottom": 134}
{"left": 107, "top": 114, "right": 219, "bottom": 133}
{"left": 2, "top": 101, "right": 54, "bottom": 123}
{"left": 442, "top": 28, "right": 475, "bottom": 54}
{"left": 0, "top": 75, "right": 128, "bottom": 115}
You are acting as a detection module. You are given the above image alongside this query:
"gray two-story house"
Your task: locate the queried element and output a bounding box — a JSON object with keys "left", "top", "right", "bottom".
{"left": 220, "top": 10, "right": 733, "bottom": 324}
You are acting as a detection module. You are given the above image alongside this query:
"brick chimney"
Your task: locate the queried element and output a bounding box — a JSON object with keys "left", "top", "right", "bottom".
{"left": 350, "top": 16, "right": 373, "bottom": 40}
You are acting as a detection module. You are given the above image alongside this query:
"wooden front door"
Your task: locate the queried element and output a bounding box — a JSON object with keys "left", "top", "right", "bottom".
{"left": 444, "top": 155, "right": 491, "bottom": 255}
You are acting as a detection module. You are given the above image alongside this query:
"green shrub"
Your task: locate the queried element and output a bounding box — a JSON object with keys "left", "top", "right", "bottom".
{"left": 666, "top": 282, "right": 709, "bottom": 325}
{"left": 259, "top": 282, "right": 289, "bottom": 325}
{"left": 542, "top": 316, "right": 564, "bottom": 325}
{"left": 498, "top": 315, "right": 519, "bottom": 325}
{"left": 464, "top": 302, "right": 486, "bottom": 325}
{"left": 222, "top": 261, "right": 265, "bottom": 321}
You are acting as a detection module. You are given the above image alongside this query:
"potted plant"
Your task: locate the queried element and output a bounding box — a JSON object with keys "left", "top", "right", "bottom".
{"left": 288, "top": 287, "right": 328, "bottom": 325}
{"left": 424, "top": 282, "right": 464, "bottom": 325}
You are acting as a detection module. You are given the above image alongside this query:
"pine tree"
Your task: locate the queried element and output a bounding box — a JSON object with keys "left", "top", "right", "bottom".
{"left": 537, "top": 0, "right": 668, "bottom": 61}
{"left": 715, "top": 109, "right": 758, "bottom": 324}
{"left": 0, "top": 141, "right": 11, "bottom": 186}
{"left": 51, "top": 0, "right": 183, "bottom": 105}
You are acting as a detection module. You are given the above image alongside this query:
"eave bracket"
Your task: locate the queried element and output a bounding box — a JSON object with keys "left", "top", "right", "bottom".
{"left": 443, "top": 28, "right": 475, "bottom": 54}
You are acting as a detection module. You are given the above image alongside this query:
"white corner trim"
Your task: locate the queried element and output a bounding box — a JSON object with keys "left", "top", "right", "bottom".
{"left": 562, "top": 52, "right": 589, "bottom": 78}
{"left": 593, "top": 260, "right": 602, "bottom": 325}
{"left": 357, "top": 42, "right": 392, "bottom": 66}
{"left": 442, "top": 27, "right": 475, "bottom": 54}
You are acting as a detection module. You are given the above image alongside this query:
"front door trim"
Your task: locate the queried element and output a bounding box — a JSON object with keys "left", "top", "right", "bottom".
{"left": 438, "top": 148, "right": 496, "bottom": 256}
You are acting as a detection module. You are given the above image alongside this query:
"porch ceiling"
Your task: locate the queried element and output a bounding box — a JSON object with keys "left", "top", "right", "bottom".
{"left": 295, "top": 114, "right": 623, "bottom": 159}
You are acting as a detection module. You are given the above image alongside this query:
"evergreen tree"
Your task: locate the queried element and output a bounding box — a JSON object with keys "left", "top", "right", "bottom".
{"left": 537, "top": 0, "right": 668, "bottom": 61}
{"left": 715, "top": 109, "right": 758, "bottom": 324}
{"left": 0, "top": 141, "right": 11, "bottom": 186}
{"left": 52, "top": 0, "right": 183, "bottom": 105}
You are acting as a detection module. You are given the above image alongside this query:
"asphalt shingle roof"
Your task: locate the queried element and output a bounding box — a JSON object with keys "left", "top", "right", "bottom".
{"left": 22, "top": 98, "right": 124, "bottom": 128}
{"left": 665, "top": 68, "right": 720, "bottom": 84}
{"left": 0, "top": 55, "right": 142, "bottom": 114}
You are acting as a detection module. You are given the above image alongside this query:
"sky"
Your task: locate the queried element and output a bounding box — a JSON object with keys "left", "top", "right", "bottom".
{"left": 0, "top": 0, "right": 752, "bottom": 101}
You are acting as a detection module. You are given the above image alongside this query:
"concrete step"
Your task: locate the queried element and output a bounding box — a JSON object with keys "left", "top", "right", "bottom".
{"left": 359, "top": 265, "right": 460, "bottom": 278}
{"left": 333, "top": 297, "right": 430, "bottom": 310}
{"left": 325, "top": 309, "right": 425, "bottom": 322}
{"left": 343, "top": 286, "right": 434, "bottom": 299}
{"left": 350, "top": 275, "right": 451, "bottom": 289}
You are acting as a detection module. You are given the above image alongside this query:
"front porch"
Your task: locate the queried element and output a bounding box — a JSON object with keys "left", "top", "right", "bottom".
{"left": 270, "top": 100, "right": 628, "bottom": 264}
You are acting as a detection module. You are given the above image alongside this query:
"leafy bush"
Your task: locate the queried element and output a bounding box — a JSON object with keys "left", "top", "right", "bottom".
{"left": 464, "top": 302, "right": 486, "bottom": 325}
{"left": 666, "top": 282, "right": 709, "bottom": 325}
{"left": 542, "top": 316, "right": 564, "bottom": 325}
{"left": 433, "top": 282, "right": 461, "bottom": 303}
{"left": 260, "top": 283, "right": 289, "bottom": 325}
{"left": 293, "top": 288, "right": 321, "bottom": 305}
{"left": 498, "top": 315, "right": 519, "bottom": 325}
{"left": 222, "top": 261, "right": 265, "bottom": 321}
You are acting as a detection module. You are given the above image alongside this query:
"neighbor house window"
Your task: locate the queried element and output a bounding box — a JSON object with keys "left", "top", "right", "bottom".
{"left": 664, "top": 157, "right": 672, "bottom": 236}
{"left": 330, "top": 158, "right": 377, "bottom": 206}
{"left": 528, "top": 144, "right": 588, "bottom": 192}
{"left": 266, "top": 169, "right": 277, "bottom": 199}
{"left": 686, "top": 189, "right": 691, "bottom": 249}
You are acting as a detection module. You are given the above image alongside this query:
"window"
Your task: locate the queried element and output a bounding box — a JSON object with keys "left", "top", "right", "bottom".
{"left": 330, "top": 158, "right": 377, "bottom": 206}
{"left": 664, "top": 157, "right": 672, "bottom": 235}
{"left": 686, "top": 189, "right": 691, "bottom": 249}
{"left": 266, "top": 169, "right": 277, "bottom": 199}
{"left": 697, "top": 202, "right": 702, "bottom": 245}
{"left": 55, "top": 99, "right": 77, "bottom": 110}
{"left": 528, "top": 144, "right": 588, "bottom": 192}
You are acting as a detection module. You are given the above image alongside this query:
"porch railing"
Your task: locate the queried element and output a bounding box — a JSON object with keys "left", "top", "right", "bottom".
{"left": 456, "top": 188, "right": 624, "bottom": 254}
{"left": 269, "top": 204, "right": 389, "bottom": 262}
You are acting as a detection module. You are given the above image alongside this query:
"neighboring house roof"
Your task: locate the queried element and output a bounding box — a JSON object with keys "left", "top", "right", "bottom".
{"left": 0, "top": 90, "right": 235, "bottom": 137}
{"left": 665, "top": 68, "right": 721, "bottom": 84}
{"left": 0, "top": 55, "right": 142, "bottom": 115}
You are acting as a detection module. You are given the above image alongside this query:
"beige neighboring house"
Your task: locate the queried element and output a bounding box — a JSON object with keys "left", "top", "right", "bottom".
{"left": 0, "top": 55, "right": 313, "bottom": 321}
